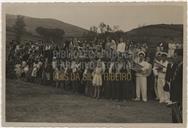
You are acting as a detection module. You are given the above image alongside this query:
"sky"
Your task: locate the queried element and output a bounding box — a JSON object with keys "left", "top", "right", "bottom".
{"left": 3, "top": 3, "right": 185, "bottom": 32}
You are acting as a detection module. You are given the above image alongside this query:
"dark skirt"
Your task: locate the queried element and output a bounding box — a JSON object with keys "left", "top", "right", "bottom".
{"left": 84, "top": 81, "right": 89, "bottom": 96}
{"left": 117, "top": 80, "right": 124, "bottom": 101}
{"left": 103, "top": 80, "right": 112, "bottom": 99}
{"left": 123, "top": 80, "right": 134, "bottom": 100}
{"left": 111, "top": 80, "right": 117, "bottom": 99}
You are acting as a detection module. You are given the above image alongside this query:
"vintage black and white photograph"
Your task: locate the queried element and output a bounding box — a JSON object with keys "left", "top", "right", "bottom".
{"left": 2, "top": 2, "right": 186, "bottom": 126}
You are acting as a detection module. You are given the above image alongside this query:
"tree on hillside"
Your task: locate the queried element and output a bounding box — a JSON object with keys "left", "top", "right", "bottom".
{"left": 112, "top": 25, "right": 120, "bottom": 32}
{"left": 99, "top": 23, "right": 114, "bottom": 33}
{"left": 106, "top": 25, "right": 112, "bottom": 32}
{"left": 13, "top": 15, "right": 26, "bottom": 42}
{"left": 89, "top": 26, "right": 98, "bottom": 33}
{"left": 36, "top": 27, "right": 65, "bottom": 43}
{"left": 99, "top": 22, "right": 107, "bottom": 33}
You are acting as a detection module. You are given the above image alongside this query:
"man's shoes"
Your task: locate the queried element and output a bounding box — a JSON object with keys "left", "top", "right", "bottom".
{"left": 133, "top": 98, "right": 140, "bottom": 101}
{"left": 143, "top": 99, "right": 147, "bottom": 102}
{"left": 159, "top": 100, "right": 165, "bottom": 103}
{"left": 166, "top": 101, "right": 176, "bottom": 107}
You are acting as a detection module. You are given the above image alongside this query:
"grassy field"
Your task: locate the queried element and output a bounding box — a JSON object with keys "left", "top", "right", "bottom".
{"left": 6, "top": 79, "right": 172, "bottom": 123}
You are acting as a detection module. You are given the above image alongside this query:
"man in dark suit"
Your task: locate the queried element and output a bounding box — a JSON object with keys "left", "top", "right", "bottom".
{"left": 166, "top": 49, "right": 183, "bottom": 123}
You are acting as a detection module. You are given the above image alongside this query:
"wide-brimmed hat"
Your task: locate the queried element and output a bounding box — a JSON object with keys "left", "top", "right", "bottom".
{"left": 161, "top": 52, "right": 168, "bottom": 56}
{"left": 155, "top": 51, "right": 161, "bottom": 57}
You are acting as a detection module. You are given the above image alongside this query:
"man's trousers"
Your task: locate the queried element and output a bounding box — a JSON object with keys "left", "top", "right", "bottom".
{"left": 136, "top": 76, "right": 147, "bottom": 101}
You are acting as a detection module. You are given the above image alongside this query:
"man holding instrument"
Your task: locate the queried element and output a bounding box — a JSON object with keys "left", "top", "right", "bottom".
{"left": 153, "top": 52, "right": 161, "bottom": 100}
{"left": 157, "top": 52, "right": 171, "bottom": 104}
{"left": 134, "top": 51, "right": 151, "bottom": 102}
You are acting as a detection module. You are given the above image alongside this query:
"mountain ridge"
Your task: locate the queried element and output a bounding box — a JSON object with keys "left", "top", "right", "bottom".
{"left": 6, "top": 14, "right": 183, "bottom": 47}
{"left": 6, "top": 14, "right": 89, "bottom": 37}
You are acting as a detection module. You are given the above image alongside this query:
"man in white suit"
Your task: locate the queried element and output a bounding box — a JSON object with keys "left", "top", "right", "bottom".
{"left": 157, "top": 52, "right": 170, "bottom": 104}
{"left": 134, "top": 51, "right": 151, "bottom": 102}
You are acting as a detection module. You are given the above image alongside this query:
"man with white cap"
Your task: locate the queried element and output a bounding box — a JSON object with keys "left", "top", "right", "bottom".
{"left": 157, "top": 51, "right": 170, "bottom": 104}
{"left": 134, "top": 51, "right": 151, "bottom": 102}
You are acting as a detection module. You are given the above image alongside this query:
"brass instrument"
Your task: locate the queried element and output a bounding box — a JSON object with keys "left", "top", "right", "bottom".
{"left": 131, "top": 61, "right": 144, "bottom": 72}
{"left": 154, "top": 60, "right": 167, "bottom": 70}
{"left": 131, "top": 61, "right": 152, "bottom": 76}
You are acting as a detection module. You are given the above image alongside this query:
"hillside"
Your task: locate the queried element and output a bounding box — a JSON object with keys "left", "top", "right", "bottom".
{"left": 125, "top": 24, "right": 183, "bottom": 46}
{"left": 6, "top": 14, "right": 183, "bottom": 47}
{"left": 6, "top": 14, "right": 89, "bottom": 38}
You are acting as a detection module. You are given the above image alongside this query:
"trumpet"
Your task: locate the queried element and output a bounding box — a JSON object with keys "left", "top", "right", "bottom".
{"left": 154, "top": 60, "right": 167, "bottom": 69}
{"left": 131, "top": 61, "right": 144, "bottom": 72}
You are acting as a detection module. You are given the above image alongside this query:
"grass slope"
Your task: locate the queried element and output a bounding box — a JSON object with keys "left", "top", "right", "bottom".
{"left": 6, "top": 79, "right": 171, "bottom": 123}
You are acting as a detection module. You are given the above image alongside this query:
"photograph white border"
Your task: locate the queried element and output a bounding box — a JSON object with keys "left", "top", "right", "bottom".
{"left": 0, "top": 1, "right": 187, "bottom": 127}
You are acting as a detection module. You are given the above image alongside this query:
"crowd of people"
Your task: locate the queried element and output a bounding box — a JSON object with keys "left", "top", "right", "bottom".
{"left": 7, "top": 37, "right": 183, "bottom": 122}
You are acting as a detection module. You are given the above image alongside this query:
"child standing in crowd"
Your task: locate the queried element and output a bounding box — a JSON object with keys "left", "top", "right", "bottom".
{"left": 37, "top": 59, "right": 44, "bottom": 84}
{"left": 83, "top": 63, "right": 89, "bottom": 96}
{"left": 59, "top": 60, "right": 65, "bottom": 91}
{"left": 64, "top": 61, "right": 72, "bottom": 91}
{"left": 14, "top": 63, "right": 22, "bottom": 79}
{"left": 54, "top": 65, "right": 61, "bottom": 88}
{"left": 92, "top": 59, "right": 103, "bottom": 99}
{"left": 44, "top": 58, "right": 53, "bottom": 85}
{"left": 21, "top": 61, "right": 29, "bottom": 81}
{"left": 31, "top": 60, "right": 38, "bottom": 82}
{"left": 83, "top": 62, "right": 93, "bottom": 96}
{"left": 71, "top": 58, "right": 81, "bottom": 94}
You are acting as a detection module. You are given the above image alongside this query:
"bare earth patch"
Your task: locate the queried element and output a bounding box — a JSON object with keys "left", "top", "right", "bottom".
{"left": 6, "top": 79, "right": 171, "bottom": 123}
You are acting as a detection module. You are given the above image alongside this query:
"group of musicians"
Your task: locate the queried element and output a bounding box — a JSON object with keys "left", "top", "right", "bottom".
{"left": 7, "top": 37, "right": 183, "bottom": 123}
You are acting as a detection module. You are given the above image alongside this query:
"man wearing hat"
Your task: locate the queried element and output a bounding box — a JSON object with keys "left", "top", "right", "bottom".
{"left": 157, "top": 51, "right": 170, "bottom": 104}
{"left": 134, "top": 51, "right": 151, "bottom": 102}
{"left": 153, "top": 51, "right": 162, "bottom": 100}
{"left": 167, "top": 49, "right": 183, "bottom": 122}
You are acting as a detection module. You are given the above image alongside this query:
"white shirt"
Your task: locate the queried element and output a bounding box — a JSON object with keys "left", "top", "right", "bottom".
{"left": 136, "top": 60, "right": 150, "bottom": 77}
{"left": 172, "top": 43, "right": 176, "bottom": 50}
{"left": 83, "top": 68, "right": 88, "bottom": 75}
{"left": 109, "top": 62, "right": 115, "bottom": 73}
{"left": 23, "top": 65, "right": 29, "bottom": 73}
{"left": 158, "top": 60, "right": 168, "bottom": 78}
{"left": 117, "top": 62, "right": 124, "bottom": 73}
{"left": 153, "top": 59, "right": 160, "bottom": 76}
{"left": 117, "top": 42, "right": 126, "bottom": 53}
{"left": 102, "top": 62, "right": 106, "bottom": 73}
{"left": 71, "top": 62, "right": 81, "bottom": 73}
{"left": 110, "top": 40, "right": 117, "bottom": 50}
{"left": 52, "top": 60, "right": 57, "bottom": 70}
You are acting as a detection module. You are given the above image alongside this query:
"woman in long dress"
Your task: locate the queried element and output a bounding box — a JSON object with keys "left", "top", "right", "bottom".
{"left": 92, "top": 60, "right": 103, "bottom": 99}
